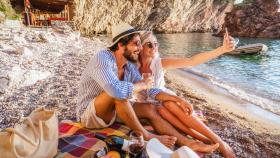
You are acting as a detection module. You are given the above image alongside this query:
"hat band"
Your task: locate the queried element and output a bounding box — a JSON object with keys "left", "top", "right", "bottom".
{"left": 112, "top": 28, "right": 137, "bottom": 43}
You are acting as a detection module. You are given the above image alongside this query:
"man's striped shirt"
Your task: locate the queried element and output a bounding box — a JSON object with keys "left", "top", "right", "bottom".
{"left": 76, "top": 49, "right": 161, "bottom": 121}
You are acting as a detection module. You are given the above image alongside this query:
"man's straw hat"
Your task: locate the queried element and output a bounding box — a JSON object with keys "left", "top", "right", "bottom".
{"left": 109, "top": 22, "right": 142, "bottom": 48}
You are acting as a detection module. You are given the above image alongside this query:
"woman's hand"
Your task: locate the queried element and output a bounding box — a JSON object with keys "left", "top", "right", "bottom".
{"left": 133, "top": 77, "right": 153, "bottom": 93}
{"left": 175, "top": 98, "right": 193, "bottom": 116}
{"left": 222, "top": 28, "right": 235, "bottom": 53}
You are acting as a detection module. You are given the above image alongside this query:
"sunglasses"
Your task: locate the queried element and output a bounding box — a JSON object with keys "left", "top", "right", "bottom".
{"left": 146, "top": 42, "right": 159, "bottom": 49}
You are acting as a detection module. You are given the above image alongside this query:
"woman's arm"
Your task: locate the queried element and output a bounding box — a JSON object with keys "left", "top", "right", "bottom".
{"left": 161, "top": 32, "right": 235, "bottom": 69}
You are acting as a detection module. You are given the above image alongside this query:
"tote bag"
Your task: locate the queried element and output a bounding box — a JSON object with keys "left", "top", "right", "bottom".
{"left": 0, "top": 107, "right": 58, "bottom": 158}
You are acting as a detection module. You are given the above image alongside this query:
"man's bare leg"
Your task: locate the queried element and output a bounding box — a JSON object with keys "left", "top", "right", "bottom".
{"left": 94, "top": 92, "right": 175, "bottom": 147}
{"left": 133, "top": 102, "right": 219, "bottom": 153}
{"left": 163, "top": 101, "right": 235, "bottom": 158}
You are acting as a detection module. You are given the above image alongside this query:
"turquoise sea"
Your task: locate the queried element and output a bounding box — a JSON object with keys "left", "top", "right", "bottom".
{"left": 156, "top": 33, "right": 280, "bottom": 115}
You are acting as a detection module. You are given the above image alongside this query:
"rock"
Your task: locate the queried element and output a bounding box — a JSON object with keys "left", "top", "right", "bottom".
{"left": 216, "top": 0, "right": 280, "bottom": 38}
{"left": 255, "top": 23, "right": 263, "bottom": 29}
{"left": 0, "top": 44, "right": 18, "bottom": 55}
{"left": 0, "top": 76, "right": 9, "bottom": 94}
{"left": 52, "top": 21, "right": 74, "bottom": 34}
{"left": 13, "top": 35, "right": 27, "bottom": 44}
{"left": 0, "top": 27, "right": 12, "bottom": 40}
{"left": 74, "top": 0, "right": 234, "bottom": 34}
{"left": 258, "top": 23, "right": 280, "bottom": 38}
{"left": 235, "top": 10, "right": 246, "bottom": 17}
{"left": 20, "top": 47, "right": 33, "bottom": 59}
{"left": 3, "top": 20, "right": 22, "bottom": 28}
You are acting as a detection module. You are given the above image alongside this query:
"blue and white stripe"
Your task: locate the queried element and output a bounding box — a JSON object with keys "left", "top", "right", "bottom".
{"left": 77, "top": 49, "right": 161, "bottom": 121}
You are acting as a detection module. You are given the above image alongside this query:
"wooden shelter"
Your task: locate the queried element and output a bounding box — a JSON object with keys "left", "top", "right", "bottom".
{"left": 22, "top": 0, "right": 74, "bottom": 26}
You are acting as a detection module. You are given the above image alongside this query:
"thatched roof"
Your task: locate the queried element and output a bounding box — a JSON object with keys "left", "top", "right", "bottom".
{"left": 29, "top": 0, "right": 74, "bottom": 12}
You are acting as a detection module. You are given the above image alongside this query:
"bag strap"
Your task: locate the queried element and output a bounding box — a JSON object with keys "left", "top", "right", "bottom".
{"left": 5, "top": 118, "right": 38, "bottom": 146}
{"left": 6, "top": 117, "right": 42, "bottom": 158}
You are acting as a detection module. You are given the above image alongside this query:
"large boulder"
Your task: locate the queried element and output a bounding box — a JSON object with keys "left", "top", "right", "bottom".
{"left": 216, "top": 0, "right": 280, "bottom": 38}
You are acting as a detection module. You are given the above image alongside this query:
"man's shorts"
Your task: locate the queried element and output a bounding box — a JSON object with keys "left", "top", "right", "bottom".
{"left": 80, "top": 98, "right": 116, "bottom": 129}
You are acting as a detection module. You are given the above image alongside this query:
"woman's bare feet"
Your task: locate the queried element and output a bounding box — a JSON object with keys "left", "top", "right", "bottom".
{"left": 219, "top": 141, "right": 236, "bottom": 158}
{"left": 146, "top": 133, "right": 177, "bottom": 148}
{"left": 186, "top": 140, "right": 219, "bottom": 153}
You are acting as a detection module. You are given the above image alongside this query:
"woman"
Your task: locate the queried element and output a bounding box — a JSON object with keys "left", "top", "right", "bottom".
{"left": 137, "top": 31, "right": 236, "bottom": 158}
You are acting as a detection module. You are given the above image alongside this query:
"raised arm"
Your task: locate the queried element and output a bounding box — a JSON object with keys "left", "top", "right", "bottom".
{"left": 161, "top": 31, "right": 235, "bottom": 69}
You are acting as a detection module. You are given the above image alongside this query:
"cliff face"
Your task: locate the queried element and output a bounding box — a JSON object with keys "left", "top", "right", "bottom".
{"left": 74, "top": 0, "right": 231, "bottom": 35}
{"left": 216, "top": 0, "right": 280, "bottom": 38}
{"left": 156, "top": 0, "right": 232, "bottom": 33}
{"left": 74, "top": 0, "right": 172, "bottom": 36}
{"left": 74, "top": 0, "right": 280, "bottom": 38}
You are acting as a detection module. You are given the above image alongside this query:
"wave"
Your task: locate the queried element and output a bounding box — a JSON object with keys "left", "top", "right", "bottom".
{"left": 184, "top": 69, "right": 280, "bottom": 116}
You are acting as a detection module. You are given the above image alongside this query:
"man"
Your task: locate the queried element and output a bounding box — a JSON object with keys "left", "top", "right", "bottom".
{"left": 77, "top": 22, "right": 219, "bottom": 152}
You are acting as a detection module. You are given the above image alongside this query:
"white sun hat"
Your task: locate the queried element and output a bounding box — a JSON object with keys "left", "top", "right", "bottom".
{"left": 108, "top": 22, "right": 143, "bottom": 48}
{"left": 146, "top": 138, "right": 200, "bottom": 158}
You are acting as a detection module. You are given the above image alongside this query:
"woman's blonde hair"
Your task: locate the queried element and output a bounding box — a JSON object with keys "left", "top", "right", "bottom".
{"left": 140, "top": 31, "right": 156, "bottom": 45}
{"left": 140, "top": 31, "right": 160, "bottom": 58}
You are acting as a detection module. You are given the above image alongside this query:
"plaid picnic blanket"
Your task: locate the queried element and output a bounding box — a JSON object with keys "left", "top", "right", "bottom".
{"left": 55, "top": 120, "right": 131, "bottom": 158}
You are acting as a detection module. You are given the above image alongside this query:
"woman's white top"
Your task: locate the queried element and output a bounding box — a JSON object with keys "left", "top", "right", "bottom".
{"left": 132, "top": 56, "right": 176, "bottom": 103}
{"left": 150, "top": 56, "right": 176, "bottom": 95}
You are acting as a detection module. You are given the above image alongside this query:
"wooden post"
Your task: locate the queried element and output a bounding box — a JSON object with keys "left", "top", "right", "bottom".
{"left": 64, "top": 5, "right": 66, "bottom": 19}
{"left": 67, "top": 4, "right": 70, "bottom": 21}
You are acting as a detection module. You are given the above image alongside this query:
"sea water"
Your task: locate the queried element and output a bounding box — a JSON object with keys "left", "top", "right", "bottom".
{"left": 156, "top": 33, "right": 280, "bottom": 115}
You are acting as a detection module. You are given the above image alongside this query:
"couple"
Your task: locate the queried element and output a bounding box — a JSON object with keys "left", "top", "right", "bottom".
{"left": 77, "top": 22, "right": 235, "bottom": 158}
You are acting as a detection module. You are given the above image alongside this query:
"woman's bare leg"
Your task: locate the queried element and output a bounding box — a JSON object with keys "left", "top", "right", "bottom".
{"left": 157, "top": 105, "right": 211, "bottom": 143}
{"left": 163, "top": 101, "right": 235, "bottom": 158}
{"left": 133, "top": 102, "right": 219, "bottom": 153}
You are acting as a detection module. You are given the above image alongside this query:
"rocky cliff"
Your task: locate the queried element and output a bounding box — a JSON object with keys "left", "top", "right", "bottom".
{"left": 4, "top": 0, "right": 280, "bottom": 38}
{"left": 74, "top": 0, "right": 232, "bottom": 35}
{"left": 74, "top": 0, "right": 171, "bottom": 35}
{"left": 156, "top": 0, "right": 233, "bottom": 33}
{"left": 216, "top": 0, "right": 280, "bottom": 38}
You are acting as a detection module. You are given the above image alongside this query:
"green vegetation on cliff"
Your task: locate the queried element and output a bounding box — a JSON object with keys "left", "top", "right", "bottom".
{"left": 0, "top": 0, "right": 20, "bottom": 20}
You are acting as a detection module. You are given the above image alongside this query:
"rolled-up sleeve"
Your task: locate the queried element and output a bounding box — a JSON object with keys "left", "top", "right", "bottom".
{"left": 148, "top": 88, "right": 162, "bottom": 100}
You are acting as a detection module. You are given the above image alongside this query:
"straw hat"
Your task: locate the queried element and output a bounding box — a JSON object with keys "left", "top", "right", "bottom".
{"left": 109, "top": 22, "right": 142, "bottom": 48}
{"left": 146, "top": 138, "right": 200, "bottom": 158}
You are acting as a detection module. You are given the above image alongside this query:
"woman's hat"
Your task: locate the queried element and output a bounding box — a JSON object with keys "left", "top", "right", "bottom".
{"left": 108, "top": 22, "right": 143, "bottom": 48}
{"left": 146, "top": 138, "right": 200, "bottom": 158}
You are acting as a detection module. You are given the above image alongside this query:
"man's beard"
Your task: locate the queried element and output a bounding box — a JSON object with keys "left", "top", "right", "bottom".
{"left": 123, "top": 47, "right": 138, "bottom": 62}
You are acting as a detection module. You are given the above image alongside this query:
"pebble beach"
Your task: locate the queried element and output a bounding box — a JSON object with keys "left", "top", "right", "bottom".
{"left": 0, "top": 25, "right": 279, "bottom": 158}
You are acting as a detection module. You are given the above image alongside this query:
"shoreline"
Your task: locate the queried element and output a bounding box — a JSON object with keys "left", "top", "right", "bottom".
{"left": 165, "top": 69, "right": 280, "bottom": 157}
{"left": 165, "top": 69, "right": 280, "bottom": 135}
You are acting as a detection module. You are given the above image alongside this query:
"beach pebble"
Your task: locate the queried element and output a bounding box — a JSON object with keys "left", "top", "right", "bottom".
{"left": 0, "top": 76, "right": 9, "bottom": 94}
{"left": 20, "top": 47, "right": 33, "bottom": 59}
{"left": 0, "top": 24, "right": 105, "bottom": 128}
{"left": 13, "top": 35, "right": 27, "bottom": 44}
